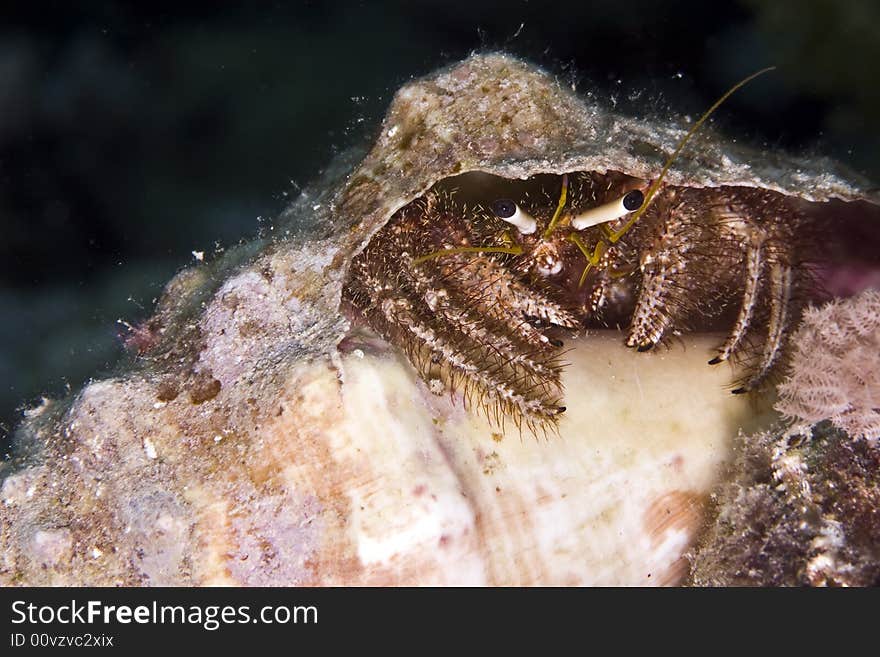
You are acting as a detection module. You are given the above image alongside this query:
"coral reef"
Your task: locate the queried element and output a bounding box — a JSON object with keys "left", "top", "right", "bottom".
{"left": 689, "top": 423, "right": 880, "bottom": 586}
{"left": 2, "top": 334, "right": 761, "bottom": 585}
{"left": 691, "top": 290, "right": 880, "bottom": 586}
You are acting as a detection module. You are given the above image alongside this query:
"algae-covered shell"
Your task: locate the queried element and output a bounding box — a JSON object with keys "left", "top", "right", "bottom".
{"left": 294, "top": 53, "right": 878, "bottom": 361}
{"left": 0, "top": 53, "right": 876, "bottom": 586}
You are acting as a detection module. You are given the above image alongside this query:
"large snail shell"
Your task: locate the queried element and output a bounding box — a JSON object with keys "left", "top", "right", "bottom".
{"left": 1, "top": 333, "right": 763, "bottom": 585}
{"left": 0, "top": 54, "right": 875, "bottom": 586}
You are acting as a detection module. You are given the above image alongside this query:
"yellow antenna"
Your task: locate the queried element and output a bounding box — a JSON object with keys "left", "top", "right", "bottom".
{"left": 606, "top": 66, "right": 776, "bottom": 244}
{"left": 542, "top": 174, "right": 569, "bottom": 239}
{"left": 413, "top": 67, "right": 775, "bottom": 274}
{"left": 412, "top": 244, "right": 523, "bottom": 265}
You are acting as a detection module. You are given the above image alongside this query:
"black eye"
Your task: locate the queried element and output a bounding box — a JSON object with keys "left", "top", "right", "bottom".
{"left": 491, "top": 199, "right": 517, "bottom": 218}
{"left": 622, "top": 190, "right": 644, "bottom": 212}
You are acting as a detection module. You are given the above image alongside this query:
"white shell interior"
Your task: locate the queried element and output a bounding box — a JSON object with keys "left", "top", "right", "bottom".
{"left": 328, "top": 331, "right": 775, "bottom": 585}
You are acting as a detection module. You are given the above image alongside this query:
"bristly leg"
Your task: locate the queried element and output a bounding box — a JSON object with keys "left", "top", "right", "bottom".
{"left": 624, "top": 187, "right": 739, "bottom": 351}
{"left": 702, "top": 187, "right": 813, "bottom": 392}
{"left": 623, "top": 185, "right": 815, "bottom": 391}
{"left": 710, "top": 230, "right": 765, "bottom": 364}
{"left": 343, "top": 191, "right": 573, "bottom": 433}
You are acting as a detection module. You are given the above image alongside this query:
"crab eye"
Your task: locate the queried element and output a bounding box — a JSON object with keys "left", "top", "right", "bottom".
{"left": 492, "top": 199, "right": 517, "bottom": 218}
{"left": 622, "top": 189, "right": 644, "bottom": 212}
{"left": 491, "top": 199, "right": 537, "bottom": 235}
{"left": 571, "top": 189, "right": 645, "bottom": 231}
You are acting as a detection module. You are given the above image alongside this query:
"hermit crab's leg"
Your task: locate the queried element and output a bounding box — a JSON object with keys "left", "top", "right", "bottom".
{"left": 625, "top": 195, "right": 698, "bottom": 351}
{"left": 377, "top": 296, "right": 566, "bottom": 424}
{"left": 426, "top": 254, "right": 571, "bottom": 415}
{"left": 709, "top": 231, "right": 765, "bottom": 365}
{"left": 404, "top": 258, "right": 564, "bottom": 389}
{"left": 626, "top": 273, "right": 678, "bottom": 351}
{"left": 733, "top": 261, "right": 793, "bottom": 393}
{"left": 439, "top": 253, "right": 578, "bottom": 348}
{"left": 345, "top": 250, "right": 566, "bottom": 426}
{"left": 708, "top": 187, "right": 808, "bottom": 390}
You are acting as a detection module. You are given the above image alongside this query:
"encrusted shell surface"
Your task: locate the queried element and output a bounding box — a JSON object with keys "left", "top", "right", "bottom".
{"left": 0, "top": 53, "right": 876, "bottom": 586}
{"left": 240, "top": 53, "right": 879, "bottom": 368}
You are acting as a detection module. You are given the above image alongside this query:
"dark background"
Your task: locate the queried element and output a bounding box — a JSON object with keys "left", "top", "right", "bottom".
{"left": 2, "top": 0, "right": 878, "bottom": 452}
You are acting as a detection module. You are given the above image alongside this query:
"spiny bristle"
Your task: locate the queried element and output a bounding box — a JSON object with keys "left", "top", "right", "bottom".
{"left": 343, "top": 192, "right": 571, "bottom": 434}
{"left": 625, "top": 188, "right": 733, "bottom": 349}
{"left": 616, "top": 184, "right": 818, "bottom": 395}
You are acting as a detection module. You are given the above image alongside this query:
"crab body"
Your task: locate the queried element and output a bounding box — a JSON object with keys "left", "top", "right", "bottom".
{"left": 344, "top": 168, "right": 818, "bottom": 430}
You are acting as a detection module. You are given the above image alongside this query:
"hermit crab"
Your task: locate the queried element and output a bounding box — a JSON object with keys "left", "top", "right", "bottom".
{"left": 3, "top": 53, "right": 878, "bottom": 587}
{"left": 340, "top": 62, "right": 870, "bottom": 433}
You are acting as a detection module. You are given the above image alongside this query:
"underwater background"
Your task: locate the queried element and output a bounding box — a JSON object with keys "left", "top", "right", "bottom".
{"left": 2, "top": 0, "right": 878, "bottom": 452}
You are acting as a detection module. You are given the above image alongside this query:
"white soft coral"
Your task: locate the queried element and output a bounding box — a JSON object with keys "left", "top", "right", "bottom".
{"left": 776, "top": 289, "right": 880, "bottom": 445}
